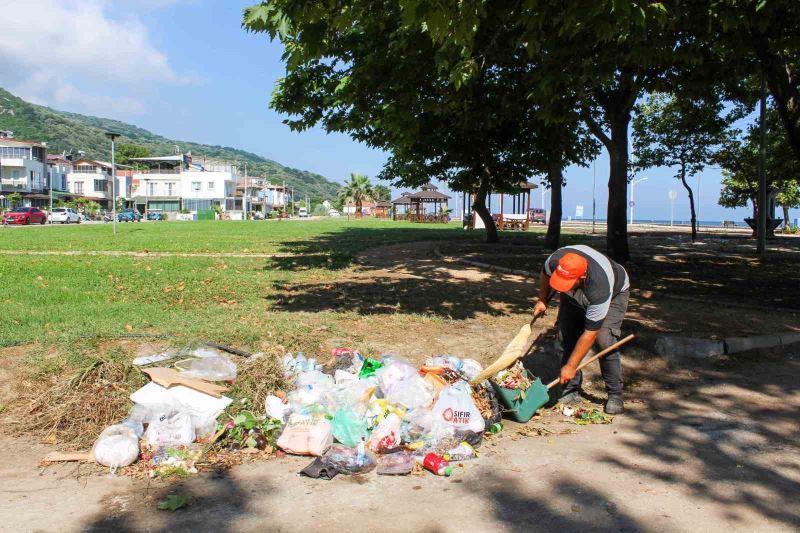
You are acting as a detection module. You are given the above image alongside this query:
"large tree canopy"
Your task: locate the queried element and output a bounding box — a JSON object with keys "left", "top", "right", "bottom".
{"left": 243, "top": 1, "right": 598, "bottom": 243}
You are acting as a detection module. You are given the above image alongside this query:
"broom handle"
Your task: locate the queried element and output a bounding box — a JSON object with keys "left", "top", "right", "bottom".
{"left": 546, "top": 334, "right": 635, "bottom": 390}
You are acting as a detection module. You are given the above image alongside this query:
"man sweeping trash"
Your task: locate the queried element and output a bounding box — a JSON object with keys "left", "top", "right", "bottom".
{"left": 532, "top": 245, "right": 629, "bottom": 414}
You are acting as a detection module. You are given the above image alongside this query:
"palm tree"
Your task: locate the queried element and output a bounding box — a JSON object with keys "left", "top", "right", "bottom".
{"left": 338, "top": 173, "right": 375, "bottom": 217}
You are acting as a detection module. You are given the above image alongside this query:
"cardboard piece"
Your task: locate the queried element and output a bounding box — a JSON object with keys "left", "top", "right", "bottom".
{"left": 142, "top": 367, "right": 227, "bottom": 398}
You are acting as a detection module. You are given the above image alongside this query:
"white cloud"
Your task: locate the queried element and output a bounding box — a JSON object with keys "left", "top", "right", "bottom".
{"left": 0, "top": 0, "right": 194, "bottom": 116}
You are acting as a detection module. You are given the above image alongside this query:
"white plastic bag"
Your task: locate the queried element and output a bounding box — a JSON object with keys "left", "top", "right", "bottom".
{"left": 144, "top": 411, "right": 196, "bottom": 446}
{"left": 383, "top": 374, "right": 434, "bottom": 410}
{"left": 375, "top": 359, "right": 418, "bottom": 397}
{"left": 431, "top": 381, "right": 485, "bottom": 433}
{"left": 276, "top": 414, "right": 333, "bottom": 456}
{"left": 180, "top": 355, "right": 237, "bottom": 381}
{"left": 92, "top": 424, "right": 140, "bottom": 470}
{"left": 265, "top": 394, "right": 290, "bottom": 423}
{"left": 367, "top": 412, "right": 402, "bottom": 452}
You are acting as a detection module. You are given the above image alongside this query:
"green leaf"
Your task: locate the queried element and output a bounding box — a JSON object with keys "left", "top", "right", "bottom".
{"left": 158, "top": 495, "right": 189, "bottom": 511}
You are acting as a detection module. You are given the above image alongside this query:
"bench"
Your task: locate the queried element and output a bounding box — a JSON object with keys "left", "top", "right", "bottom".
{"left": 722, "top": 220, "right": 736, "bottom": 229}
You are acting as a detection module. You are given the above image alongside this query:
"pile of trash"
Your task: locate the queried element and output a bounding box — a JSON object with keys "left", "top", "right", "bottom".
{"left": 43, "top": 345, "right": 532, "bottom": 481}
{"left": 269, "top": 350, "right": 504, "bottom": 479}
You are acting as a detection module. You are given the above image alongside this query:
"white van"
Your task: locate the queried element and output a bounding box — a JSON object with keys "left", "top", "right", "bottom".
{"left": 298, "top": 207, "right": 309, "bottom": 218}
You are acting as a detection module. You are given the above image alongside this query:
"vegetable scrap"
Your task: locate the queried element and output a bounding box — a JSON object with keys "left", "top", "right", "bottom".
{"left": 493, "top": 361, "right": 532, "bottom": 391}
{"left": 563, "top": 406, "right": 613, "bottom": 425}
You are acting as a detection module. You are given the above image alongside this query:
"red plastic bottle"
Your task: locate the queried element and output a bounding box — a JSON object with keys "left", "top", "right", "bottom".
{"left": 423, "top": 453, "right": 452, "bottom": 476}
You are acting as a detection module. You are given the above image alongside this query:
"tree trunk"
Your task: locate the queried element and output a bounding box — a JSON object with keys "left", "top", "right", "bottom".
{"left": 583, "top": 93, "right": 635, "bottom": 263}
{"left": 545, "top": 163, "right": 563, "bottom": 250}
{"left": 679, "top": 166, "right": 698, "bottom": 242}
{"left": 606, "top": 118, "right": 631, "bottom": 262}
{"left": 473, "top": 177, "right": 498, "bottom": 243}
{"left": 782, "top": 204, "right": 790, "bottom": 232}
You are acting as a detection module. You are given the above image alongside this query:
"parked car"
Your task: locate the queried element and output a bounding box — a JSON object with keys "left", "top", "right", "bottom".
{"left": 118, "top": 209, "right": 142, "bottom": 222}
{"left": 328, "top": 209, "right": 341, "bottom": 217}
{"left": 146, "top": 211, "right": 166, "bottom": 221}
{"left": 50, "top": 207, "right": 81, "bottom": 224}
{"left": 3, "top": 207, "right": 47, "bottom": 225}
{"left": 298, "top": 207, "right": 309, "bottom": 218}
{"left": 528, "top": 207, "right": 547, "bottom": 224}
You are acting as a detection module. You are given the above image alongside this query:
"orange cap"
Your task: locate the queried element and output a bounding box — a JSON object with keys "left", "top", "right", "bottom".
{"left": 549, "top": 252, "right": 588, "bottom": 292}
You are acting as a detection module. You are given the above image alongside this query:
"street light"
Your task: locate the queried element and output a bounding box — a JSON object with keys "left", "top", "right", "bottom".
{"left": 668, "top": 189, "right": 677, "bottom": 226}
{"left": 629, "top": 176, "right": 648, "bottom": 226}
{"left": 105, "top": 132, "right": 120, "bottom": 235}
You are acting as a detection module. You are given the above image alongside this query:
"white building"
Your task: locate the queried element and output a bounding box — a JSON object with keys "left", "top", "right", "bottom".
{"left": 67, "top": 158, "right": 114, "bottom": 207}
{"left": 0, "top": 135, "right": 47, "bottom": 207}
{"left": 128, "top": 154, "right": 238, "bottom": 216}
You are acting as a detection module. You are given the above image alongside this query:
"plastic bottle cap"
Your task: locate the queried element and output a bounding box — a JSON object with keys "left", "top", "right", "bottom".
{"left": 443, "top": 466, "right": 452, "bottom": 476}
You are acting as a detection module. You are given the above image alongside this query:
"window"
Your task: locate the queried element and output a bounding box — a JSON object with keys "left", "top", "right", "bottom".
{"left": 167, "top": 182, "right": 176, "bottom": 196}
{"left": 74, "top": 164, "right": 97, "bottom": 174}
{"left": 94, "top": 179, "right": 106, "bottom": 192}
{"left": 191, "top": 181, "right": 201, "bottom": 192}
{"left": 207, "top": 181, "right": 215, "bottom": 191}
{"left": 74, "top": 182, "right": 84, "bottom": 194}
{"left": 147, "top": 182, "right": 156, "bottom": 196}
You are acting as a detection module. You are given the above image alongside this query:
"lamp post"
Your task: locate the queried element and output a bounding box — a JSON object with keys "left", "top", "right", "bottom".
{"left": 592, "top": 159, "right": 597, "bottom": 235}
{"left": 668, "top": 189, "right": 677, "bottom": 226}
{"left": 629, "top": 176, "right": 648, "bottom": 226}
{"left": 105, "top": 132, "right": 120, "bottom": 235}
{"left": 144, "top": 178, "right": 150, "bottom": 220}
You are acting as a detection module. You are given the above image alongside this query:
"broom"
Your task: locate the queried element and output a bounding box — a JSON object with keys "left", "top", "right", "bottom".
{"left": 471, "top": 294, "right": 554, "bottom": 385}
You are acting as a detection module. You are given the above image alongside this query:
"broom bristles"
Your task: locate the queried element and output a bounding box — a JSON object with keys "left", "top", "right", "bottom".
{"left": 471, "top": 324, "right": 539, "bottom": 384}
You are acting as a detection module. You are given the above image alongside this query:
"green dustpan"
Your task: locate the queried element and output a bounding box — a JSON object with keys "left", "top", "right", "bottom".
{"left": 494, "top": 334, "right": 635, "bottom": 421}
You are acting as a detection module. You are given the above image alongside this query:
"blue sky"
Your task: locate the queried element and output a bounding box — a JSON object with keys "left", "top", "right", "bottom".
{"left": 1, "top": 0, "right": 796, "bottom": 224}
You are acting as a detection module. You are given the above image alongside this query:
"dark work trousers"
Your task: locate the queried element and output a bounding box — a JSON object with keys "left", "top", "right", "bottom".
{"left": 558, "top": 290, "right": 629, "bottom": 397}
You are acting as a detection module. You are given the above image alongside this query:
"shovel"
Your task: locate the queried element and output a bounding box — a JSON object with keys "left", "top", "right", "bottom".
{"left": 521, "top": 334, "right": 635, "bottom": 412}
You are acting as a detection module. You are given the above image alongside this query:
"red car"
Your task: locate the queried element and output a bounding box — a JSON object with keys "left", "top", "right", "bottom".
{"left": 528, "top": 207, "right": 547, "bottom": 224}
{"left": 3, "top": 207, "right": 48, "bottom": 225}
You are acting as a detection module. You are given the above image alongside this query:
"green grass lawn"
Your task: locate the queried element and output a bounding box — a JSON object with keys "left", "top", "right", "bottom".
{"left": 0, "top": 218, "right": 478, "bottom": 253}
{"left": 0, "top": 219, "right": 500, "bottom": 350}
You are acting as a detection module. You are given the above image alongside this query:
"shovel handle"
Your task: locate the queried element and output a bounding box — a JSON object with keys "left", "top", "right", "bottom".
{"left": 546, "top": 334, "right": 635, "bottom": 390}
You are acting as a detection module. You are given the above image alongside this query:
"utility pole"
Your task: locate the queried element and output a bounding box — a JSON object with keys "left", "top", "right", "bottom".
{"left": 105, "top": 132, "right": 120, "bottom": 235}
{"left": 244, "top": 162, "right": 248, "bottom": 219}
{"left": 757, "top": 73, "right": 768, "bottom": 257}
{"left": 668, "top": 189, "right": 677, "bottom": 226}
{"left": 629, "top": 177, "right": 648, "bottom": 226}
{"left": 592, "top": 158, "right": 597, "bottom": 234}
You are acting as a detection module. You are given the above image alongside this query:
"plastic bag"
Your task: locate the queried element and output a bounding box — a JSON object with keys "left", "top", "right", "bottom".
{"left": 384, "top": 374, "right": 434, "bottom": 410}
{"left": 144, "top": 411, "right": 196, "bottom": 447}
{"left": 179, "top": 355, "right": 237, "bottom": 381}
{"left": 367, "top": 398, "right": 406, "bottom": 430}
{"left": 324, "top": 443, "right": 376, "bottom": 474}
{"left": 277, "top": 414, "right": 333, "bottom": 456}
{"left": 265, "top": 394, "right": 290, "bottom": 423}
{"left": 287, "top": 370, "right": 335, "bottom": 415}
{"left": 332, "top": 409, "right": 369, "bottom": 448}
{"left": 444, "top": 442, "right": 477, "bottom": 461}
{"left": 431, "top": 381, "right": 486, "bottom": 433}
{"left": 92, "top": 424, "right": 140, "bottom": 470}
{"left": 367, "top": 412, "right": 402, "bottom": 453}
{"left": 375, "top": 359, "right": 418, "bottom": 396}
{"left": 377, "top": 451, "right": 417, "bottom": 475}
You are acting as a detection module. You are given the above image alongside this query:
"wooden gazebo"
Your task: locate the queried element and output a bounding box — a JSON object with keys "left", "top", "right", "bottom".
{"left": 373, "top": 200, "right": 392, "bottom": 218}
{"left": 462, "top": 181, "right": 538, "bottom": 230}
{"left": 391, "top": 183, "right": 451, "bottom": 223}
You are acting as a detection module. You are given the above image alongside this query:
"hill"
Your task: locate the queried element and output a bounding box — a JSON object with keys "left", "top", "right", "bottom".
{"left": 0, "top": 88, "right": 340, "bottom": 201}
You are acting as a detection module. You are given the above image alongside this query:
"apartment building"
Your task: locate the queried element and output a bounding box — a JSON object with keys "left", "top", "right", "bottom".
{"left": 235, "top": 178, "right": 289, "bottom": 215}
{"left": 129, "top": 154, "right": 238, "bottom": 216}
{"left": 67, "top": 158, "right": 114, "bottom": 207}
{"left": 0, "top": 134, "right": 48, "bottom": 207}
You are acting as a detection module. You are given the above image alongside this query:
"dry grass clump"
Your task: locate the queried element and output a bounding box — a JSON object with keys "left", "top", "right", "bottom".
{"left": 10, "top": 358, "right": 145, "bottom": 449}
{"left": 227, "top": 353, "right": 288, "bottom": 415}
